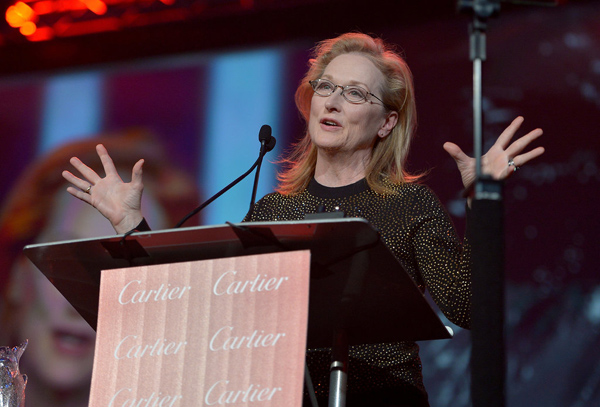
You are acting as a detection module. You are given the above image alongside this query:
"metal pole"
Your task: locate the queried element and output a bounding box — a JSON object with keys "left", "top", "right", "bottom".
{"left": 458, "top": 2, "right": 506, "bottom": 407}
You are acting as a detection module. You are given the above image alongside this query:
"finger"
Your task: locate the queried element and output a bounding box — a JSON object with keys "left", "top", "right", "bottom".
{"left": 443, "top": 142, "right": 470, "bottom": 163}
{"left": 62, "top": 169, "right": 81, "bottom": 185}
{"left": 496, "top": 116, "right": 525, "bottom": 149}
{"left": 97, "top": 144, "right": 120, "bottom": 178}
{"left": 130, "top": 159, "right": 144, "bottom": 187}
{"left": 65, "top": 186, "right": 92, "bottom": 205}
{"left": 505, "top": 128, "right": 544, "bottom": 159}
{"left": 512, "top": 146, "right": 545, "bottom": 167}
{"left": 69, "top": 156, "right": 101, "bottom": 184}
{"left": 62, "top": 169, "right": 95, "bottom": 192}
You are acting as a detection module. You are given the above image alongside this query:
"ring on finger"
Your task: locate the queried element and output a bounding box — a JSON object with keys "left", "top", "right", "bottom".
{"left": 84, "top": 185, "right": 92, "bottom": 194}
{"left": 508, "top": 159, "right": 520, "bottom": 172}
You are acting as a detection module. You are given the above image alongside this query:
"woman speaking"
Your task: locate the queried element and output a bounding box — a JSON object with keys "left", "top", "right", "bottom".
{"left": 62, "top": 32, "right": 545, "bottom": 407}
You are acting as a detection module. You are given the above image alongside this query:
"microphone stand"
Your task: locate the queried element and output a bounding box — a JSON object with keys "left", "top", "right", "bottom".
{"left": 249, "top": 136, "right": 275, "bottom": 215}
{"left": 457, "top": 3, "right": 560, "bottom": 406}
{"left": 456, "top": 2, "right": 505, "bottom": 407}
{"left": 174, "top": 154, "right": 264, "bottom": 228}
{"left": 175, "top": 126, "right": 275, "bottom": 228}
{"left": 250, "top": 142, "right": 267, "bottom": 212}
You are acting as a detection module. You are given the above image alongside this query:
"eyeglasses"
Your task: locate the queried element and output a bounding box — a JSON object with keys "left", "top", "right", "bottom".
{"left": 309, "top": 78, "right": 387, "bottom": 107}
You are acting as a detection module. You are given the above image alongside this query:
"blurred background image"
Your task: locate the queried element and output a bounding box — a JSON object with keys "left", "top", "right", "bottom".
{"left": 0, "top": 1, "right": 598, "bottom": 406}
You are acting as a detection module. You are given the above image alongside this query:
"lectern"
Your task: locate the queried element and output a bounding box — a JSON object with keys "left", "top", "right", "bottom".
{"left": 24, "top": 218, "right": 452, "bottom": 407}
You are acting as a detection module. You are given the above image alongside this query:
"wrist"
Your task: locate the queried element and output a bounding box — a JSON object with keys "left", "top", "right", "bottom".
{"left": 128, "top": 218, "right": 151, "bottom": 234}
{"left": 114, "top": 213, "right": 144, "bottom": 234}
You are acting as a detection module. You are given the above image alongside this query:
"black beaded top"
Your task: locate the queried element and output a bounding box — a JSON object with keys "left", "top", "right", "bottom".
{"left": 245, "top": 178, "right": 472, "bottom": 397}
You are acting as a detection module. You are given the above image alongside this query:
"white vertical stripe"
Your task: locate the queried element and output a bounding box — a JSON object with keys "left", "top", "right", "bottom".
{"left": 201, "top": 49, "right": 283, "bottom": 224}
{"left": 40, "top": 72, "right": 103, "bottom": 154}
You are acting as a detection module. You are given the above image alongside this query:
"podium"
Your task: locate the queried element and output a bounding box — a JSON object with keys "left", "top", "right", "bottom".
{"left": 24, "top": 218, "right": 451, "bottom": 407}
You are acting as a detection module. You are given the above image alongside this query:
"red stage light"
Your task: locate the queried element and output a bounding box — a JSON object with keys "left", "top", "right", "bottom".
{"left": 2, "top": 0, "right": 328, "bottom": 42}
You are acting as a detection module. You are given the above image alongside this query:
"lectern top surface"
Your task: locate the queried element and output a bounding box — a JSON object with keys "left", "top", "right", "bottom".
{"left": 24, "top": 218, "right": 452, "bottom": 346}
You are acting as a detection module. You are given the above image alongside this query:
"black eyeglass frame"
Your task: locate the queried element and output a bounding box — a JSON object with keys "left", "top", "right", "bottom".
{"left": 309, "top": 78, "right": 389, "bottom": 109}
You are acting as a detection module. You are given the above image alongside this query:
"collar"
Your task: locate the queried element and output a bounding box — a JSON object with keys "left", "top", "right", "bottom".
{"left": 307, "top": 178, "right": 369, "bottom": 199}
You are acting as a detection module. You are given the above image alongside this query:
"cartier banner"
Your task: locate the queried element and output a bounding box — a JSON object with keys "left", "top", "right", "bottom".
{"left": 89, "top": 250, "right": 311, "bottom": 407}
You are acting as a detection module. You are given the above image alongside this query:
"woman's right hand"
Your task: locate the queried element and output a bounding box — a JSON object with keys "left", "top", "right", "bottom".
{"left": 62, "top": 144, "right": 145, "bottom": 234}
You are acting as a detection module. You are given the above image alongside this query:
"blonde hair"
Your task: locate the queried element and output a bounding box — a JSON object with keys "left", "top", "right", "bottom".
{"left": 277, "top": 32, "right": 418, "bottom": 195}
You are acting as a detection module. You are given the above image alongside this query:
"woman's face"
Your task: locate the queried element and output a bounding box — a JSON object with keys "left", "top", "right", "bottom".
{"left": 10, "top": 189, "right": 167, "bottom": 391}
{"left": 10, "top": 195, "right": 111, "bottom": 390}
{"left": 12, "top": 256, "right": 97, "bottom": 390}
{"left": 308, "top": 53, "right": 397, "bottom": 159}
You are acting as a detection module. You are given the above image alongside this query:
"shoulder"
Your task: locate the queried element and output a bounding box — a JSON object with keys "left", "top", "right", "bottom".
{"left": 251, "top": 192, "right": 284, "bottom": 215}
{"left": 248, "top": 191, "right": 308, "bottom": 222}
{"left": 255, "top": 191, "right": 293, "bottom": 206}
{"left": 377, "top": 181, "right": 447, "bottom": 217}
{"left": 381, "top": 181, "right": 439, "bottom": 201}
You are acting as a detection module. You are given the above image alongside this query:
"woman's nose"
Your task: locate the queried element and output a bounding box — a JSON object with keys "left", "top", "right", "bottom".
{"left": 325, "top": 88, "right": 344, "bottom": 111}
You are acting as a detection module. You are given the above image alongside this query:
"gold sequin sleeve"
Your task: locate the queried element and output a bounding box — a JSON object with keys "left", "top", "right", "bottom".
{"left": 401, "top": 184, "right": 472, "bottom": 329}
{"left": 245, "top": 178, "right": 472, "bottom": 397}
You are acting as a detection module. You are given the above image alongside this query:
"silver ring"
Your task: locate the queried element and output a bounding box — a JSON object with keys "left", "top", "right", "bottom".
{"left": 508, "top": 159, "right": 520, "bottom": 172}
{"left": 84, "top": 185, "right": 92, "bottom": 194}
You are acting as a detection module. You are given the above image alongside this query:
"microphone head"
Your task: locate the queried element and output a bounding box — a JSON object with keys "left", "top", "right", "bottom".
{"left": 258, "top": 125, "right": 272, "bottom": 143}
{"left": 265, "top": 136, "right": 276, "bottom": 152}
{"left": 258, "top": 124, "right": 276, "bottom": 152}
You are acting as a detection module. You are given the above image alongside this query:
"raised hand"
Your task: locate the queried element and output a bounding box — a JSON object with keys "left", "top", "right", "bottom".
{"left": 443, "top": 116, "right": 545, "bottom": 191}
{"left": 62, "top": 144, "right": 145, "bottom": 234}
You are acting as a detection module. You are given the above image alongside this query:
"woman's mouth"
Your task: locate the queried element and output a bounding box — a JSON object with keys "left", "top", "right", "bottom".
{"left": 52, "top": 328, "right": 95, "bottom": 356}
{"left": 321, "top": 118, "right": 341, "bottom": 127}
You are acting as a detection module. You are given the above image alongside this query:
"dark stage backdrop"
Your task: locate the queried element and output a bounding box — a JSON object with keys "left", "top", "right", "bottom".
{"left": 0, "top": 1, "right": 599, "bottom": 406}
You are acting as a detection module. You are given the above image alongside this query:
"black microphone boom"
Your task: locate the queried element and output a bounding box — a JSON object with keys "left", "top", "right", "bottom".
{"left": 174, "top": 125, "right": 276, "bottom": 228}
{"left": 250, "top": 125, "right": 276, "bottom": 213}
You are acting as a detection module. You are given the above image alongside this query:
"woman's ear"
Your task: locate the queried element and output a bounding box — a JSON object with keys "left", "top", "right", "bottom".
{"left": 378, "top": 111, "right": 399, "bottom": 139}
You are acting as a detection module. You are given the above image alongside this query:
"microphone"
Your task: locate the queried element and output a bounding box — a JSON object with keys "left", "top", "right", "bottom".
{"left": 259, "top": 124, "right": 276, "bottom": 153}
{"left": 174, "top": 125, "right": 276, "bottom": 228}
{"left": 250, "top": 125, "right": 276, "bottom": 213}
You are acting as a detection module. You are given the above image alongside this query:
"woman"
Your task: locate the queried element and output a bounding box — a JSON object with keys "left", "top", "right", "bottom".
{"left": 62, "top": 33, "right": 544, "bottom": 406}
{"left": 0, "top": 131, "right": 199, "bottom": 407}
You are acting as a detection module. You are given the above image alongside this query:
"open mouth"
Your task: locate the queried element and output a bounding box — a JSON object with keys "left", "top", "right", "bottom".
{"left": 321, "top": 118, "right": 341, "bottom": 127}
{"left": 53, "top": 329, "right": 95, "bottom": 356}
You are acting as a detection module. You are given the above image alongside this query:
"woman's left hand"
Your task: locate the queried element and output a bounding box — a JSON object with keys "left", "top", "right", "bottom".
{"left": 443, "top": 116, "right": 545, "bottom": 191}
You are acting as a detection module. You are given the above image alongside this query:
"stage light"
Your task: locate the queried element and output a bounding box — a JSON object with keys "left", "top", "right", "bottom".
{"left": 6, "top": 2, "right": 36, "bottom": 29}
{"left": 19, "top": 21, "right": 37, "bottom": 35}
{"left": 2, "top": 0, "right": 328, "bottom": 43}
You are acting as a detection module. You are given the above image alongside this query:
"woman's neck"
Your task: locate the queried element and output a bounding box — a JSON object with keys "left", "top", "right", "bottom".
{"left": 314, "top": 149, "right": 369, "bottom": 187}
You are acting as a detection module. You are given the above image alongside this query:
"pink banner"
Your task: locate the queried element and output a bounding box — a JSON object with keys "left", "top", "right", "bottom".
{"left": 89, "top": 250, "right": 311, "bottom": 407}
